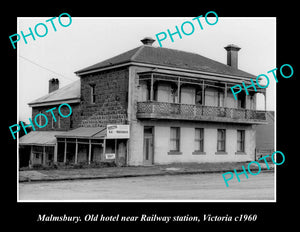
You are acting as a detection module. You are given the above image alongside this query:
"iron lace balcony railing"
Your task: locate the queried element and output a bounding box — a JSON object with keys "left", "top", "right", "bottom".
{"left": 136, "top": 101, "right": 266, "bottom": 123}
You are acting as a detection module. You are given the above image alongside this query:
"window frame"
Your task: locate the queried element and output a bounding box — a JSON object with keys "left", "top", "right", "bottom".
{"left": 218, "top": 91, "right": 224, "bottom": 107}
{"left": 170, "top": 127, "right": 180, "bottom": 152}
{"left": 51, "top": 115, "right": 55, "bottom": 129}
{"left": 194, "top": 128, "right": 204, "bottom": 152}
{"left": 217, "top": 129, "right": 226, "bottom": 152}
{"left": 237, "top": 130, "right": 245, "bottom": 152}
{"left": 38, "top": 111, "right": 42, "bottom": 126}
{"left": 90, "top": 84, "right": 96, "bottom": 104}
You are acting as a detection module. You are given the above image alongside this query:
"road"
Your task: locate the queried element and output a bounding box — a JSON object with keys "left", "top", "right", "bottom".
{"left": 19, "top": 172, "right": 274, "bottom": 201}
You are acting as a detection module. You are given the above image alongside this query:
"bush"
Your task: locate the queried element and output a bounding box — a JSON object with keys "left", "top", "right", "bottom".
{"left": 89, "top": 161, "right": 116, "bottom": 168}
{"left": 101, "top": 161, "right": 117, "bottom": 167}
{"left": 32, "top": 164, "right": 43, "bottom": 169}
{"left": 43, "top": 163, "right": 58, "bottom": 170}
{"left": 29, "top": 161, "right": 117, "bottom": 170}
{"left": 73, "top": 162, "right": 85, "bottom": 169}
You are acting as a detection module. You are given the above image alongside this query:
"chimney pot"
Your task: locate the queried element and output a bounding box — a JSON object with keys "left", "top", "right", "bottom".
{"left": 141, "top": 37, "right": 156, "bottom": 46}
{"left": 49, "top": 78, "right": 59, "bottom": 93}
{"left": 224, "top": 44, "right": 241, "bottom": 69}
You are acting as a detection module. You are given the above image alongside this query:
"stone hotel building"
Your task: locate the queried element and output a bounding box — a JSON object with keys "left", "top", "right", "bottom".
{"left": 19, "top": 37, "right": 267, "bottom": 167}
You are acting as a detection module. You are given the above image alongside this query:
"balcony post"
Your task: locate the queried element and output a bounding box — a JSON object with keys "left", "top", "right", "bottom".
{"left": 224, "top": 83, "right": 227, "bottom": 107}
{"left": 177, "top": 77, "right": 181, "bottom": 103}
{"left": 150, "top": 73, "right": 154, "bottom": 101}
{"left": 202, "top": 80, "right": 205, "bottom": 105}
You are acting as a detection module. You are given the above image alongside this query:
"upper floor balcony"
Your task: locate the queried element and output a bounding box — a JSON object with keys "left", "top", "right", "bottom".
{"left": 136, "top": 101, "right": 266, "bottom": 124}
{"left": 136, "top": 69, "right": 267, "bottom": 124}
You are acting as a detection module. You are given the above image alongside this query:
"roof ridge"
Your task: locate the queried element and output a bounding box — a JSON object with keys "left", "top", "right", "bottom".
{"left": 75, "top": 46, "right": 142, "bottom": 74}
{"left": 130, "top": 45, "right": 144, "bottom": 61}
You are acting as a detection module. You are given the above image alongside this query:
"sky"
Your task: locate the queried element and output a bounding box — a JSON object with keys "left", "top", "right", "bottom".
{"left": 18, "top": 17, "right": 276, "bottom": 123}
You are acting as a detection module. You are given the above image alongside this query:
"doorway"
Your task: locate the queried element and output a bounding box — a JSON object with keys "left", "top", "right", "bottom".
{"left": 143, "top": 126, "right": 154, "bottom": 165}
{"left": 237, "top": 92, "right": 246, "bottom": 109}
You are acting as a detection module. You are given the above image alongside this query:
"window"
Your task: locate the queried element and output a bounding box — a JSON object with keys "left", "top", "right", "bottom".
{"left": 90, "top": 84, "right": 96, "bottom": 104}
{"left": 237, "top": 93, "right": 246, "bottom": 109}
{"left": 170, "top": 85, "right": 179, "bottom": 103}
{"left": 51, "top": 115, "right": 55, "bottom": 128}
{"left": 38, "top": 111, "right": 42, "bottom": 126}
{"left": 57, "top": 115, "right": 61, "bottom": 129}
{"left": 170, "top": 127, "right": 180, "bottom": 152}
{"left": 195, "top": 128, "right": 204, "bottom": 152}
{"left": 51, "top": 114, "right": 60, "bottom": 129}
{"left": 237, "top": 130, "right": 245, "bottom": 152}
{"left": 195, "top": 89, "right": 203, "bottom": 105}
{"left": 217, "top": 129, "right": 226, "bottom": 152}
{"left": 218, "top": 92, "right": 224, "bottom": 107}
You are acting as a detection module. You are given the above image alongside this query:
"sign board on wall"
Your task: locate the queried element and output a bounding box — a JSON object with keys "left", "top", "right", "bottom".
{"left": 105, "top": 153, "right": 116, "bottom": 160}
{"left": 106, "top": 125, "right": 130, "bottom": 139}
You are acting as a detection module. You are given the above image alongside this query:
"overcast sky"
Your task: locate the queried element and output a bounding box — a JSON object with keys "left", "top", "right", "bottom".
{"left": 18, "top": 17, "right": 276, "bottom": 123}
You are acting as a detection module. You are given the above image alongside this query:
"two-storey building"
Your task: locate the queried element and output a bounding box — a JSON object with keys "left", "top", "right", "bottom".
{"left": 19, "top": 37, "right": 267, "bottom": 167}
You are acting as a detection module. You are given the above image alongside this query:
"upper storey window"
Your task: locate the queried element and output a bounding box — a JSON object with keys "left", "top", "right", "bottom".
{"left": 90, "top": 84, "right": 96, "bottom": 104}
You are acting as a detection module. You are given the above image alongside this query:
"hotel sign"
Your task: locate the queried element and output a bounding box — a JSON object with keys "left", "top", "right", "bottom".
{"left": 106, "top": 125, "right": 130, "bottom": 139}
{"left": 105, "top": 153, "right": 116, "bottom": 160}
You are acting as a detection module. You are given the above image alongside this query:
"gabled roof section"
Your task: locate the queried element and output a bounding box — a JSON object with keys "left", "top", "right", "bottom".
{"left": 75, "top": 45, "right": 256, "bottom": 79}
{"left": 19, "top": 131, "right": 67, "bottom": 146}
{"left": 28, "top": 79, "right": 81, "bottom": 107}
{"left": 75, "top": 46, "right": 142, "bottom": 74}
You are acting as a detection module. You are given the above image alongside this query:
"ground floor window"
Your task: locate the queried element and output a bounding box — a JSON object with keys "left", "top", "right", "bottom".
{"left": 237, "top": 130, "right": 245, "bottom": 152}
{"left": 170, "top": 127, "right": 180, "bottom": 152}
{"left": 217, "top": 129, "right": 226, "bottom": 152}
{"left": 194, "top": 128, "right": 204, "bottom": 152}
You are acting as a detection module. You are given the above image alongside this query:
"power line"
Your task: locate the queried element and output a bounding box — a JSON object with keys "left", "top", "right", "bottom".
{"left": 19, "top": 55, "right": 79, "bottom": 82}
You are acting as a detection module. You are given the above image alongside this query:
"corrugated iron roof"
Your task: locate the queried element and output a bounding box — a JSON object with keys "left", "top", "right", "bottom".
{"left": 28, "top": 80, "right": 80, "bottom": 107}
{"left": 19, "top": 127, "right": 107, "bottom": 146}
{"left": 19, "top": 131, "right": 67, "bottom": 146}
{"left": 55, "top": 127, "right": 106, "bottom": 139}
{"left": 76, "top": 45, "right": 256, "bottom": 79}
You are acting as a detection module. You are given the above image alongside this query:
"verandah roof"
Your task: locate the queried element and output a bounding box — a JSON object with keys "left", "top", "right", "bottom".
{"left": 19, "top": 127, "right": 107, "bottom": 146}
{"left": 19, "top": 131, "right": 66, "bottom": 146}
{"left": 55, "top": 127, "right": 106, "bottom": 139}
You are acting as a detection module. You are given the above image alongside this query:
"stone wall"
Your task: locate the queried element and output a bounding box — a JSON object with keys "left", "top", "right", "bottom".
{"left": 31, "top": 103, "right": 81, "bottom": 131}
{"left": 79, "top": 67, "right": 129, "bottom": 127}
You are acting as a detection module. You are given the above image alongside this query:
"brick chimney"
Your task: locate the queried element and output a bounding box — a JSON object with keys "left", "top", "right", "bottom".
{"left": 141, "top": 37, "right": 155, "bottom": 46}
{"left": 224, "top": 44, "right": 241, "bottom": 69}
{"left": 49, "top": 78, "right": 59, "bottom": 93}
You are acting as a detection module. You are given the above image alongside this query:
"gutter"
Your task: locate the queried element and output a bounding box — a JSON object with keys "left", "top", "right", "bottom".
{"left": 28, "top": 97, "right": 81, "bottom": 107}
{"left": 75, "top": 61, "right": 257, "bottom": 82}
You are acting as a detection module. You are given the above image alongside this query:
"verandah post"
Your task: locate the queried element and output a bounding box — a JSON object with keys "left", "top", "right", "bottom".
{"left": 88, "top": 139, "right": 91, "bottom": 164}
{"left": 74, "top": 138, "right": 78, "bottom": 164}
{"left": 63, "top": 138, "right": 67, "bottom": 163}
{"left": 150, "top": 73, "right": 154, "bottom": 101}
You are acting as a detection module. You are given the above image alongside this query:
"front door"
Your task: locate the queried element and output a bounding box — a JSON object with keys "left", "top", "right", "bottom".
{"left": 143, "top": 127, "right": 154, "bottom": 165}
